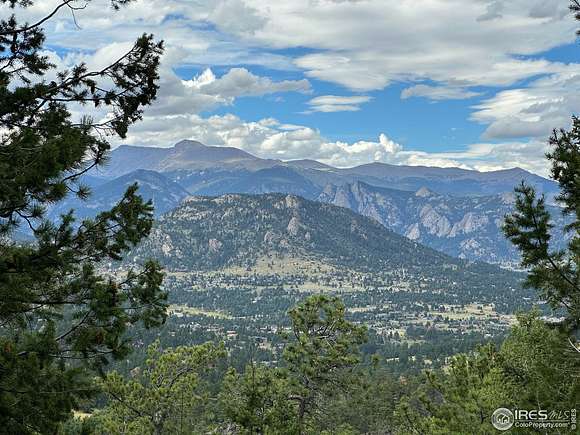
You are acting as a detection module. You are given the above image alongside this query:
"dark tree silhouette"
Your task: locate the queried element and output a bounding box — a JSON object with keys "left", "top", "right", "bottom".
{"left": 0, "top": 1, "right": 167, "bottom": 432}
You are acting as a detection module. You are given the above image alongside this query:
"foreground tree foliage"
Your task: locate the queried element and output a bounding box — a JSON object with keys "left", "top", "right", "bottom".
{"left": 0, "top": 0, "right": 166, "bottom": 432}
{"left": 320, "top": 363, "right": 407, "bottom": 434}
{"left": 395, "top": 313, "right": 580, "bottom": 434}
{"left": 284, "top": 295, "right": 367, "bottom": 433}
{"left": 95, "top": 341, "right": 225, "bottom": 434}
{"left": 219, "top": 295, "right": 367, "bottom": 435}
{"left": 220, "top": 362, "right": 296, "bottom": 434}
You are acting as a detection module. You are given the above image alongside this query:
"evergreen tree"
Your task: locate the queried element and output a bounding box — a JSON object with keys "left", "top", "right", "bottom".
{"left": 395, "top": 313, "right": 580, "bottom": 434}
{"left": 219, "top": 295, "right": 367, "bottom": 435}
{"left": 503, "top": 117, "right": 580, "bottom": 330}
{"left": 320, "top": 362, "right": 407, "bottom": 434}
{"left": 503, "top": 1, "right": 580, "bottom": 331}
{"left": 283, "top": 295, "right": 367, "bottom": 434}
{"left": 95, "top": 341, "right": 226, "bottom": 435}
{"left": 220, "top": 362, "right": 296, "bottom": 434}
{"left": 0, "top": 1, "right": 166, "bottom": 432}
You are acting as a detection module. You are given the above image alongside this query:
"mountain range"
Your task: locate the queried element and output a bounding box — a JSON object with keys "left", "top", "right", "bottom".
{"left": 51, "top": 140, "right": 563, "bottom": 266}
{"left": 97, "top": 140, "right": 557, "bottom": 199}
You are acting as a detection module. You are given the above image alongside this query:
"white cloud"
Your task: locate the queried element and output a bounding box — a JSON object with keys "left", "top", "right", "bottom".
{"left": 208, "top": 0, "right": 266, "bottom": 35}
{"left": 119, "top": 113, "right": 552, "bottom": 175}
{"left": 11, "top": 0, "right": 573, "bottom": 176}
{"left": 393, "top": 140, "right": 551, "bottom": 175}
{"left": 306, "top": 95, "right": 372, "bottom": 112}
{"left": 401, "top": 84, "right": 482, "bottom": 101}
{"left": 24, "top": 1, "right": 577, "bottom": 92}
{"left": 109, "top": 61, "right": 309, "bottom": 117}
{"left": 185, "top": 67, "right": 311, "bottom": 98}
{"left": 471, "top": 64, "right": 580, "bottom": 140}
{"left": 224, "top": 0, "right": 575, "bottom": 91}
{"left": 15, "top": 0, "right": 296, "bottom": 72}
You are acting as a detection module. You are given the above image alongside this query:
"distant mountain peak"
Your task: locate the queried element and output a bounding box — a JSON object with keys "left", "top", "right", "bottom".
{"left": 495, "top": 167, "right": 528, "bottom": 175}
{"left": 174, "top": 139, "right": 206, "bottom": 150}
{"left": 170, "top": 140, "right": 257, "bottom": 162}
{"left": 284, "top": 159, "right": 333, "bottom": 171}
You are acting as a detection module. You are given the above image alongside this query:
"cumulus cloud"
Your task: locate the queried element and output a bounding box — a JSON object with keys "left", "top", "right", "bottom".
{"left": 208, "top": 0, "right": 266, "bottom": 35}
{"left": 306, "top": 95, "right": 372, "bottom": 112}
{"left": 118, "top": 113, "right": 552, "bottom": 175}
{"left": 118, "top": 63, "right": 310, "bottom": 117}
{"left": 185, "top": 67, "right": 310, "bottom": 98}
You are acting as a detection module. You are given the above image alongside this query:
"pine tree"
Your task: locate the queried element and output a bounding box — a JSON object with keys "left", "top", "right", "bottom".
{"left": 220, "top": 362, "right": 296, "bottom": 434}
{"left": 395, "top": 313, "right": 580, "bottom": 434}
{"left": 283, "top": 295, "right": 367, "bottom": 434}
{"left": 219, "top": 295, "right": 367, "bottom": 435}
{"left": 503, "top": 1, "right": 580, "bottom": 334}
{"left": 95, "top": 341, "right": 225, "bottom": 435}
{"left": 0, "top": 1, "right": 166, "bottom": 432}
{"left": 503, "top": 117, "right": 580, "bottom": 330}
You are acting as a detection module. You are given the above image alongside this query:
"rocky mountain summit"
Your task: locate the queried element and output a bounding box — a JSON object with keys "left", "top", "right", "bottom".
{"left": 132, "top": 192, "right": 446, "bottom": 271}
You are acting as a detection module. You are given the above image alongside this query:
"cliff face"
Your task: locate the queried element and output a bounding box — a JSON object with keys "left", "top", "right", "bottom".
{"left": 317, "top": 181, "right": 568, "bottom": 266}
{"left": 129, "top": 192, "right": 465, "bottom": 272}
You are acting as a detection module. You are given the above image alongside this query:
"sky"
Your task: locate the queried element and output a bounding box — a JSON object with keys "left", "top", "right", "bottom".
{"left": 13, "top": 0, "right": 580, "bottom": 176}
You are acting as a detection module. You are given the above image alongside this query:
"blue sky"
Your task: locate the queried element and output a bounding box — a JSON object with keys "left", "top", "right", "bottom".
{"left": 25, "top": 0, "right": 580, "bottom": 175}
{"left": 208, "top": 40, "right": 580, "bottom": 152}
{"left": 212, "top": 70, "right": 489, "bottom": 151}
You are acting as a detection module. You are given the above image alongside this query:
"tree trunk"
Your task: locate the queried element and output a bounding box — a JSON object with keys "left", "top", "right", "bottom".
{"left": 298, "top": 398, "right": 306, "bottom": 435}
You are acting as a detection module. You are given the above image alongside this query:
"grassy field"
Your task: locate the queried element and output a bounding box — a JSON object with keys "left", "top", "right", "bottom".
{"left": 428, "top": 303, "right": 516, "bottom": 324}
{"left": 168, "top": 304, "right": 233, "bottom": 319}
